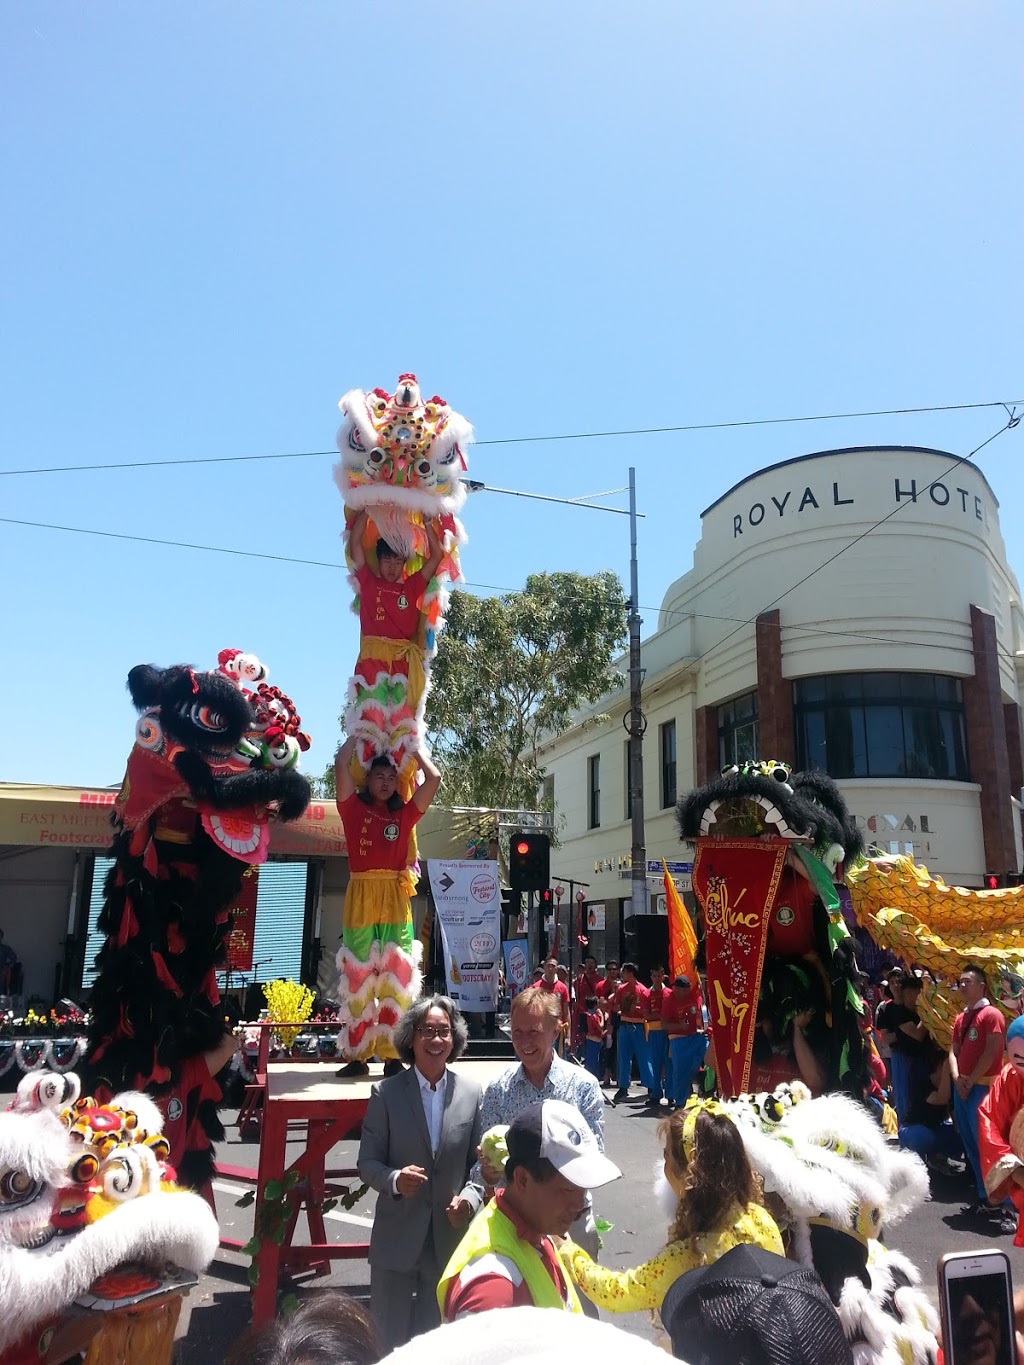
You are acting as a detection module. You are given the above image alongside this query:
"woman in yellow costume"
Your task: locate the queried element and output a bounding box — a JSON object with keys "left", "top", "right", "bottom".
{"left": 561, "top": 1098, "right": 783, "bottom": 1313}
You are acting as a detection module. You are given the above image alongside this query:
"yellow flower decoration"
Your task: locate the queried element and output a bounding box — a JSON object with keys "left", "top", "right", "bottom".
{"left": 262, "top": 978, "right": 314, "bottom": 1048}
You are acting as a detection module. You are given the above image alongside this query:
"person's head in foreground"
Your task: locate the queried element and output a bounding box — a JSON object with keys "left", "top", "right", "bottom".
{"left": 393, "top": 994, "right": 469, "bottom": 1075}
{"left": 661, "top": 1101, "right": 760, "bottom": 1243}
{"left": 225, "top": 1290, "right": 381, "bottom": 1365}
{"left": 503, "top": 1098, "right": 621, "bottom": 1237}
{"left": 660, "top": 1243, "right": 854, "bottom": 1365}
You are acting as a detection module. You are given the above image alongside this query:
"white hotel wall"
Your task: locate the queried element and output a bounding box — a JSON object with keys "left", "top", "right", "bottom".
{"left": 540, "top": 446, "right": 1024, "bottom": 899}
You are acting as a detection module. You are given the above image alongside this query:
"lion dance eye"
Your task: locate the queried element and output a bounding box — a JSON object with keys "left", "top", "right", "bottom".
{"left": 0, "top": 1169, "right": 42, "bottom": 1206}
{"left": 189, "top": 704, "right": 226, "bottom": 732}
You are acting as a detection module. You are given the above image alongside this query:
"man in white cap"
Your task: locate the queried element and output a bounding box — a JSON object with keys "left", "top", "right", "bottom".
{"left": 437, "top": 1099, "right": 621, "bottom": 1320}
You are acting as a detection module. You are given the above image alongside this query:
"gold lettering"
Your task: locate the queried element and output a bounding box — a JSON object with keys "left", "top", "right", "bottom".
{"left": 712, "top": 978, "right": 750, "bottom": 1054}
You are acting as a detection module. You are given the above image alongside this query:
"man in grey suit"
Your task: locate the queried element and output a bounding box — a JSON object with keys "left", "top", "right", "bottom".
{"left": 358, "top": 994, "right": 484, "bottom": 1350}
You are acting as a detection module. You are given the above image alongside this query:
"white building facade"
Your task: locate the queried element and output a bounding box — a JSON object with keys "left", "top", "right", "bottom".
{"left": 538, "top": 446, "right": 1024, "bottom": 962}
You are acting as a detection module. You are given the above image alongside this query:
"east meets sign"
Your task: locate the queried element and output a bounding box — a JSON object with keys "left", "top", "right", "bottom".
{"left": 730, "top": 476, "right": 986, "bottom": 539}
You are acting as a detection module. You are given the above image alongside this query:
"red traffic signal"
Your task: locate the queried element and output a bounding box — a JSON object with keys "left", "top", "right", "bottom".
{"left": 984, "top": 871, "right": 1000, "bottom": 890}
{"left": 539, "top": 888, "right": 553, "bottom": 908}
{"left": 509, "top": 829, "right": 551, "bottom": 893}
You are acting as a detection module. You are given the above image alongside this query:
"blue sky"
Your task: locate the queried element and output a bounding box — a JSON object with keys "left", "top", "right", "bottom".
{"left": 3, "top": 1, "right": 1022, "bottom": 787}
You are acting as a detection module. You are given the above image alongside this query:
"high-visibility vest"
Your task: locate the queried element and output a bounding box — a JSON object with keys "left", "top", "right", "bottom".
{"left": 437, "top": 1200, "right": 583, "bottom": 1316}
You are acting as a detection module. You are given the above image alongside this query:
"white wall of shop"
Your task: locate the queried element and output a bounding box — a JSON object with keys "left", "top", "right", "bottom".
{"left": 0, "top": 846, "right": 76, "bottom": 1002}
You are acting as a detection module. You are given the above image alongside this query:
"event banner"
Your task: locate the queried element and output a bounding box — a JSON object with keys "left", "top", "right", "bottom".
{"left": 502, "top": 939, "right": 530, "bottom": 997}
{"left": 427, "top": 860, "right": 501, "bottom": 1012}
{"left": 691, "top": 838, "right": 788, "bottom": 1098}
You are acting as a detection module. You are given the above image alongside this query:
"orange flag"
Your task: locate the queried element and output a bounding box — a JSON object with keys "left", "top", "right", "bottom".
{"left": 663, "top": 858, "right": 698, "bottom": 982}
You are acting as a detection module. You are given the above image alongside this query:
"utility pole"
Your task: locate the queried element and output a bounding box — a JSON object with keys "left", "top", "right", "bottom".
{"left": 628, "top": 466, "right": 647, "bottom": 921}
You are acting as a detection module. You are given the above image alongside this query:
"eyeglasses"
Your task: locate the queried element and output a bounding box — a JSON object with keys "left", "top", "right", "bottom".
{"left": 415, "top": 1026, "right": 453, "bottom": 1040}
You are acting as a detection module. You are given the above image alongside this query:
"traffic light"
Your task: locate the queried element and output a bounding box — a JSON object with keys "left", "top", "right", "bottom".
{"left": 539, "top": 888, "right": 553, "bottom": 911}
{"left": 509, "top": 830, "right": 551, "bottom": 892}
{"left": 1007, "top": 871, "right": 1024, "bottom": 887}
{"left": 984, "top": 871, "right": 1000, "bottom": 890}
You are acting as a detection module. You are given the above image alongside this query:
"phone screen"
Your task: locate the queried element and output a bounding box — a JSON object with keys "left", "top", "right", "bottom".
{"left": 944, "top": 1260, "right": 1015, "bottom": 1365}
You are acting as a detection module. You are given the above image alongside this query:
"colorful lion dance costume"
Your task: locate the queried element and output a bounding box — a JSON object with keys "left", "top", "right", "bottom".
{"left": 86, "top": 656, "right": 311, "bottom": 1186}
{"left": 677, "top": 761, "right": 868, "bottom": 1098}
{"left": 333, "top": 374, "right": 471, "bottom": 1063}
{"left": 0, "top": 1070, "right": 218, "bottom": 1363}
{"left": 726, "top": 1085, "right": 939, "bottom": 1364}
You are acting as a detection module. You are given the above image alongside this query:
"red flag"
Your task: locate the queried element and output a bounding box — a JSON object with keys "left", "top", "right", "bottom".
{"left": 691, "top": 838, "right": 788, "bottom": 1098}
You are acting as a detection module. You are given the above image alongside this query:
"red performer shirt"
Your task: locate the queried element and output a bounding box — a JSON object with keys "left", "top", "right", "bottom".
{"left": 584, "top": 1010, "right": 605, "bottom": 1043}
{"left": 339, "top": 792, "right": 423, "bottom": 873}
{"left": 356, "top": 566, "right": 428, "bottom": 641}
{"left": 155, "top": 1052, "right": 219, "bottom": 1177}
{"left": 661, "top": 989, "right": 705, "bottom": 1037}
{"left": 614, "top": 980, "right": 650, "bottom": 1024}
{"left": 646, "top": 984, "right": 669, "bottom": 1028}
{"left": 596, "top": 976, "right": 619, "bottom": 1001}
{"left": 978, "top": 1063, "right": 1024, "bottom": 1206}
{"left": 952, "top": 1002, "right": 1006, "bottom": 1082}
{"left": 766, "top": 866, "right": 818, "bottom": 959}
{"left": 443, "top": 1192, "right": 572, "bottom": 1319}
{"left": 539, "top": 978, "right": 570, "bottom": 1018}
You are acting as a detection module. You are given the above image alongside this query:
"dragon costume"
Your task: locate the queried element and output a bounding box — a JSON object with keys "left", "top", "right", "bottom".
{"left": 333, "top": 374, "right": 471, "bottom": 1063}
{"left": 677, "top": 760, "right": 868, "bottom": 1099}
{"left": 85, "top": 657, "right": 311, "bottom": 1187}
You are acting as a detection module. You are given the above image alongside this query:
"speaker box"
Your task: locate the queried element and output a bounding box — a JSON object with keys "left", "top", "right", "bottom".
{"left": 621, "top": 915, "right": 669, "bottom": 985}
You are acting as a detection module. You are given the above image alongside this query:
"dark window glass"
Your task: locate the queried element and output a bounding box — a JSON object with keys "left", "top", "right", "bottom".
{"left": 661, "top": 721, "right": 677, "bottom": 809}
{"left": 588, "top": 755, "right": 601, "bottom": 829}
{"left": 794, "top": 673, "right": 969, "bottom": 781}
{"left": 718, "top": 691, "right": 759, "bottom": 769}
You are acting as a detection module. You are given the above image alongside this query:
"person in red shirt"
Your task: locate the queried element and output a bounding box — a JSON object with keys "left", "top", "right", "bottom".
{"left": 335, "top": 734, "right": 441, "bottom": 1078}
{"left": 347, "top": 510, "right": 444, "bottom": 773}
{"left": 949, "top": 963, "right": 1008, "bottom": 1218}
{"left": 661, "top": 974, "right": 708, "bottom": 1108}
{"left": 596, "top": 962, "right": 620, "bottom": 1086}
{"left": 612, "top": 963, "right": 653, "bottom": 1102}
{"left": 645, "top": 964, "right": 673, "bottom": 1106}
{"left": 573, "top": 956, "right": 601, "bottom": 1051}
{"left": 539, "top": 957, "right": 570, "bottom": 1053}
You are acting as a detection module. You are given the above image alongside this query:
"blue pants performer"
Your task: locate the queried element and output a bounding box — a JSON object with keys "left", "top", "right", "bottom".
{"left": 616, "top": 1020, "right": 654, "bottom": 1094}
{"left": 647, "top": 1024, "right": 674, "bottom": 1103}
{"left": 669, "top": 1033, "right": 709, "bottom": 1107}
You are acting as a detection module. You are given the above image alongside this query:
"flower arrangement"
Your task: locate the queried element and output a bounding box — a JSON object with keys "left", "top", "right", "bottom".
{"left": 262, "top": 979, "right": 314, "bottom": 1048}
{"left": 1, "top": 1006, "right": 89, "bottom": 1039}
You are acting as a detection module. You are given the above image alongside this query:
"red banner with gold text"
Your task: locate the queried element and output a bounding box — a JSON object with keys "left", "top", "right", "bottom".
{"left": 226, "top": 865, "right": 259, "bottom": 972}
{"left": 692, "top": 838, "right": 788, "bottom": 1098}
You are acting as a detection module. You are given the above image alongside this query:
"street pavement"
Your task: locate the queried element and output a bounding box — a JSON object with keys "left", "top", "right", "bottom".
{"left": 175, "top": 1080, "right": 1024, "bottom": 1361}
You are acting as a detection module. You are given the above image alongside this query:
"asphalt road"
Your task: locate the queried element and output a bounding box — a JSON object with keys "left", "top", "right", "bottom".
{"left": 174, "top": 1080, "right": 1024, "bottom": 1361}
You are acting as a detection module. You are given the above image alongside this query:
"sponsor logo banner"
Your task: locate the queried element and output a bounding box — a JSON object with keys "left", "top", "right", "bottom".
{"left": 428, "top": 860, "right": 500, "bottom": 1011}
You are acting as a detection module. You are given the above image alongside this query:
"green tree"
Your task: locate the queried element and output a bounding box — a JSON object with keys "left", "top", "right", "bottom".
{"left": 426, "top": 571, "right": 627, "bottom": 811}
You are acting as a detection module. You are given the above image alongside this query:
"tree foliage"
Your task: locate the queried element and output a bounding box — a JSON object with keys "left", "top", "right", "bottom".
{"left": 426, "top": 571, "right": 627, "bottom": 811}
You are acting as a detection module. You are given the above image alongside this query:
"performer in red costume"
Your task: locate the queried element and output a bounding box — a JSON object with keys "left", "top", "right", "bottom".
{"left": 977, "top": 1014, "right": 1024, "bottom": 1242}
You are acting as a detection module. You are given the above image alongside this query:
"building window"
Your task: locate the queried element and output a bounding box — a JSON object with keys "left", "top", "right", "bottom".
{"left": 623, "top": 739, "right": 632, "bottom": 821}
{"left": 588, "top": 754, "right": 601, "bottom": 829}
{"left": 794, "top": 673, "right": 969, "bottom": 781}
{"left": 718, "top": 691, "right": 759, "bottom": 769}
{"left": 541, "top": 773, "right": 555, "bottom": 812}
{"left": 660, "top": 720, "right": 677, "bottom": 808}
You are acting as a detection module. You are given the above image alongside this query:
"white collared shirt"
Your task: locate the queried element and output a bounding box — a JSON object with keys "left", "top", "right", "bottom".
{"left": 416, "top": 1065, "right": 446, "bottom": 1154}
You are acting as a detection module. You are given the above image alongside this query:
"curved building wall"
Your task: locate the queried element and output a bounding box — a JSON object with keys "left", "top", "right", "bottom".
{"left": 538, "top": 446, "right": 1024, "bottom": 932}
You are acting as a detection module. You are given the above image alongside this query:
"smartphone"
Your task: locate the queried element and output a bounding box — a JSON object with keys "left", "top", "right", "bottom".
{"left": 938, "top": 1249, "right": 1015, "bottom": 1365}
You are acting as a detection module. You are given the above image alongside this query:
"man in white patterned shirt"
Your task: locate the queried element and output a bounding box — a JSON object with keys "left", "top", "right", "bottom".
{"left": 476, "top": 985, "right": 605, "bottom": 1258}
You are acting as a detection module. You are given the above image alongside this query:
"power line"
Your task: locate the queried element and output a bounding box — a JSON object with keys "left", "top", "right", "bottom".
{"left": 0, "top": 397, "right": 1019, "bottom": 478}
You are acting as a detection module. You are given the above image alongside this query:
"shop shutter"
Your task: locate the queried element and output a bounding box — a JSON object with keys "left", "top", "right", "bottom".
{"left": 81, "top": 855, "right": 308, "bottom": 992}
{"left": 82, "top": 855, "right": 115, "bottom": 989}
{"left": 219, "top": 860, "right": 309, "bottom": 991}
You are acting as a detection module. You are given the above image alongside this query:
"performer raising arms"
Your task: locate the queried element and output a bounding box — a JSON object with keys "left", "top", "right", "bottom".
{"left": 335, "top": 734, "right": 441, "bottom": 1077}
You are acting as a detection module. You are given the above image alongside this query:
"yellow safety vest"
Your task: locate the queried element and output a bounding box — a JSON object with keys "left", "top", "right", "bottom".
{"left": 437, "top": 1200, "right": 583, "bottom": 1316}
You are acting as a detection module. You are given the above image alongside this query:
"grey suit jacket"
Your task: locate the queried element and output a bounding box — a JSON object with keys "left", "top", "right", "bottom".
{"left": 358, "top": 1066, "right": 484, "bottom": 1273}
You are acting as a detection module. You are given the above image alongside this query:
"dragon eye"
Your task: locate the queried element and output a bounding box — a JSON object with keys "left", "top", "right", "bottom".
{"left": 187, "top": 704, "right": 226, "bottom": 731}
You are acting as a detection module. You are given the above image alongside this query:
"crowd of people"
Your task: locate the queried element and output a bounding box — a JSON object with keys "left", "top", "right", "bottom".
{"left": 217, "top": 954, "right": 1024, "bottom": 1364}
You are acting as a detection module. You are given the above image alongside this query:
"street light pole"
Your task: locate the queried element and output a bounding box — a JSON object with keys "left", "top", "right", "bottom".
{"left": 628, "top": 466, "right": 647, "bottom": 921}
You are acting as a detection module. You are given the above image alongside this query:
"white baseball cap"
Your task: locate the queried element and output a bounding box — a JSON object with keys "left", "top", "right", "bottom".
{"left": 505, "top": 1099, "right": 621, "bottom": 1190}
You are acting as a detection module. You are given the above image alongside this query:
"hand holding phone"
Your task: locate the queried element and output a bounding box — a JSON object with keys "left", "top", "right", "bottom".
{"left": 939, "top": 1249, "right": 1016, "bottom": 1365}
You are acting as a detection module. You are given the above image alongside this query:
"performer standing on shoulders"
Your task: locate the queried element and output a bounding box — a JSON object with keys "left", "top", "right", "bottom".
{"left": 335, "top": 734, "right": 441, "bottom": 1078}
